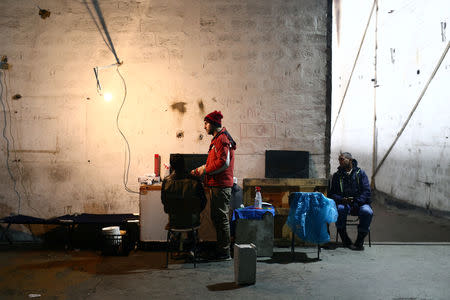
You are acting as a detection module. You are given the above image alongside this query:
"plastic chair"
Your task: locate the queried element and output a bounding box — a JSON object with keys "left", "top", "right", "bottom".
{"left": 335, "top": 216, "right": 371, "bottom": 247}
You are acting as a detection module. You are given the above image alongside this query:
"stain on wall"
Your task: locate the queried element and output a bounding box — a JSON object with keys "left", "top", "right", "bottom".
{"left": 48, "top": 166, "right": 71, "bottom": 183}
{"left": 0, "top": 202, "right": 14, "bottom": 218}
{"left": 198, "top": 99, "right": 205, "bottom": 114}
{"left": 170, "top": 102, "right": 187, "bottom": 114}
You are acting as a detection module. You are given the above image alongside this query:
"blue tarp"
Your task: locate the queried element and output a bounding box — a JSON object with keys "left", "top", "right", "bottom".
{"left": 286, "top": 192, "right": 338, "bottom": 244}
{"left": 232, "top": 205, "right": 275, "bottom": 221}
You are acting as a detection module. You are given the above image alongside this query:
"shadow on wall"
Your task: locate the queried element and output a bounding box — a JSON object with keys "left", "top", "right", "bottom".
{"left": 373, "top": 189, "right": 450, "bottom": 220}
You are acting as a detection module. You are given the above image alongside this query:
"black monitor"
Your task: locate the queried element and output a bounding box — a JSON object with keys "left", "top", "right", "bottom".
{"left": 265, "top": 150, "right": 309, "bottom": 178}
{"left": 170, "top": 153, "right": 208, "bottom": 174}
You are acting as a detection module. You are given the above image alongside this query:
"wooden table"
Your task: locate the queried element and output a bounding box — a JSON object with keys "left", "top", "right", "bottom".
{"left": 243, "top": 178, "right": 329, "bottom": 243}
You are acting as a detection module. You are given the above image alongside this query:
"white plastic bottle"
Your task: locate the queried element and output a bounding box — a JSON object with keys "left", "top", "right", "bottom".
{"left": 254, "top": 186, "right": 262, "bottom": 209}
{"left": 163, "top": 164, "right": 170, "bottom": 178}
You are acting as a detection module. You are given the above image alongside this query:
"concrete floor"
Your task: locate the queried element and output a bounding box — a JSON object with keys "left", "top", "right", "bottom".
{"left": 1, "top": 202, "right": 450, "bottom": 299}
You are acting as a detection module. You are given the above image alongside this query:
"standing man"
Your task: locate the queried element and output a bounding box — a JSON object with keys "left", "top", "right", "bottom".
{"left": 191, "top": 110, "right": 237, "bottom": 261}
{"left": 329, "top": 152, "right": 373, "bottom": 251}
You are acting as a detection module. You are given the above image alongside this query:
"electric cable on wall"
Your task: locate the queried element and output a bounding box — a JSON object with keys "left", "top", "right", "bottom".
{"left": 115, "top": 66, "right": 139, "bottom": 194}
{"left": 84, "top": 0, "right": 138, "bottom": 194}
{"left": 0, "top": 71, "right": 22, "bottom": 215}
{"left": 2, "top": 72, "right": 40, "bottom": 217}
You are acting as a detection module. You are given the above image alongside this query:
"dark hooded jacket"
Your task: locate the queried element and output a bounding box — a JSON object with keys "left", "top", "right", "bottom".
{"left": 329, "top": 159, "right": 371, "bottom": 208}
{"left": 161, "top": 171, "right": 207, "bottom": 227}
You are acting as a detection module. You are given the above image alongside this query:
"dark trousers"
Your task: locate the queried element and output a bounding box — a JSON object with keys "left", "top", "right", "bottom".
{"left": 336, "top": 204, "right": 373, "bottom": 233}
{"left": 210, "top": 187, "right": 231, "bottom": 255}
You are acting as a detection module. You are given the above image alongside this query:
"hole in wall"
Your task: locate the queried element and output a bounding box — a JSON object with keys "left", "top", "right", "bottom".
{"left": 176, "top": 130, "right": 184, "bottom": 139}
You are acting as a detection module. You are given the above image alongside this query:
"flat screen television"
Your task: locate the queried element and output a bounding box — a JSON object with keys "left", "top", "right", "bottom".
{"left": 169, "top": 153, "right": 208, "bottom": 175}
{"left": 265, "top": 150, "right": 309, "bottom": 178}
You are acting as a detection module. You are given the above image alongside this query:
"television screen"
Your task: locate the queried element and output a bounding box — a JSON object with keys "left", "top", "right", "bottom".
{"left": 169, "top": 153, "right": 208, "bottom": 175}
{"left": 265, "top": 150, "right": 309, "bottom": 178}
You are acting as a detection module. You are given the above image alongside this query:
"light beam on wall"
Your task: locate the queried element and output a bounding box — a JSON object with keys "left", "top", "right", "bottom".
{"left": 103, "top": 92, "right": 112, "bottom": 102}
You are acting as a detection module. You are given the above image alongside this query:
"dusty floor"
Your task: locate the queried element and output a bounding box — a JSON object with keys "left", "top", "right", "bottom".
{"left": 1, "top": 202, "right": 449, "bottom": 299}
{"left": 0, "top": 244, "right": 449, "bottom": 300}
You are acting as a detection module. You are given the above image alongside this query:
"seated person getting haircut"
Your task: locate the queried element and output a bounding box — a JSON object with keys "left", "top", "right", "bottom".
{"left": 329, "top": 152, "right": 373, "bottom": 251}
{"left": 161, "top": 154, "right": 207, "bottom": 253}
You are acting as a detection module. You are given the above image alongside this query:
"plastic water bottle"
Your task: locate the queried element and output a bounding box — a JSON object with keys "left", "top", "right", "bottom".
{"left": 254, "top": 187, "right": 262, "bottom": 209}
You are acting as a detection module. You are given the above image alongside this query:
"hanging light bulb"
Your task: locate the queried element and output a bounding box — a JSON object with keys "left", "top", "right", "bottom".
{"left": 103, "top": 92, "right": 112, "bottom": 102}
{"left": 93, "top": 62, "right": 122, "bottom": 103}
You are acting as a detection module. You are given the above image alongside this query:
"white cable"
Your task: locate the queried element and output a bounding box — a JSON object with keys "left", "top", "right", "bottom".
{"left": 115, "top": 66, "right": 139, "bottom": 194}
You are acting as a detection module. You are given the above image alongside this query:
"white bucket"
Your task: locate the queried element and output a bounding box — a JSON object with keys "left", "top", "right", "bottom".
{"left": 102, "top": 226, "right": 120, "bottom": 235}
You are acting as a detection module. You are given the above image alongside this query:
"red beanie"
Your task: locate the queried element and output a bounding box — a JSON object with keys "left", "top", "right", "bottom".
{"left": 204, "top": 110, "right": 223, "bottom": 127}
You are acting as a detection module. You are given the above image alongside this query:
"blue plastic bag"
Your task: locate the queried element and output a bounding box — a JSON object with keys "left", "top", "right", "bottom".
{"left": 286, "top": 192, "right": 338, "bottom": 244}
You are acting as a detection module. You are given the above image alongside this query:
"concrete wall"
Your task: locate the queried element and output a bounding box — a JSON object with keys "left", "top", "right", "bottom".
{"left": 331, "top": 0, "right": 450, "bottom": 212}
{"left": 0, "top": 0, "right": 330, "bottom": 218}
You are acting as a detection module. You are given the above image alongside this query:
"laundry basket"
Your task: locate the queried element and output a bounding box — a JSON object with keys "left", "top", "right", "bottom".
{"left": 101, "top": 226, "right": 130, "bottom": 256}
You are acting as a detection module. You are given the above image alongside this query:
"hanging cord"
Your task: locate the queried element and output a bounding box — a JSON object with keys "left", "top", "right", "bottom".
{"left": 372, "top": 40, "right": 450, "bottom": 179}
{"left": 0, "top": 72, "right": 22, "bottom": 214}
{"left": 83, "top": 0, "right": 114, "bottom": 55}
{"left": 331, "top": 0, "right": 377, "bottom": 136}
{"left": 2, "top": 72, "right": 40, "bottom": 216}
{"left": 83, "top": 0, "right": 120, "bottom": 65}
{"left": 115, "top": 67, "right": 139, "bottom": 194}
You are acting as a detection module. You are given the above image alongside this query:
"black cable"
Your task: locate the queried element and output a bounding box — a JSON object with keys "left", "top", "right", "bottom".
{"left": 2, "top": 72, "right": 40, "bottom": 217}
{"left": 115, "top": 67, "right": 139, "bottom": 194}
{"left": 0, "top": 71, "right": 22, "bottom": 214}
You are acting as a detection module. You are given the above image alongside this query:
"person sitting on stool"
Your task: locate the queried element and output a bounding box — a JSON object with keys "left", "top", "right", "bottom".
{"left": 329, "top": 152, "right": 373, "bottom": 251}
{"left": 161, "top": 154, "right": 207, "bottom": 256}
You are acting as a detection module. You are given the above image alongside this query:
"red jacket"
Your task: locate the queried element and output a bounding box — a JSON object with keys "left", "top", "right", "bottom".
{"left": 204, "top": 128, "right": 236, "bottom": 187}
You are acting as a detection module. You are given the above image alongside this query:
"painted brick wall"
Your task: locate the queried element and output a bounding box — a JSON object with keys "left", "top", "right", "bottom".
{"left": 0, "top": 0, "right": 329, "bottom": 217}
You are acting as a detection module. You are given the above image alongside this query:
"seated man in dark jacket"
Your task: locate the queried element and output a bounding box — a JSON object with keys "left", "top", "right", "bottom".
{"left": 161, "top": 154, "right": 207, "bottom": 228}
{"left": 329, "top": 152, "right": 373, "bottom": 250}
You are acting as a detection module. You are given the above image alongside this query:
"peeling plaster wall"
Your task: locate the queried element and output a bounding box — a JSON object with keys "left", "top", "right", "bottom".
{"left": 0, "top": 0, "right": 330, "bottom": 217}
{"left": 332, "top": 0, "right": 450, "bottom": 212}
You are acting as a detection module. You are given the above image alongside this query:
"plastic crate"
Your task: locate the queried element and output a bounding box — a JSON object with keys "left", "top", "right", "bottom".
{"left": 101, "top": 233, "right": 130, "bottom": 256}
